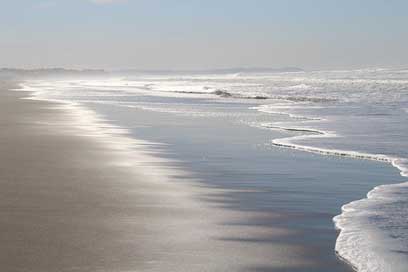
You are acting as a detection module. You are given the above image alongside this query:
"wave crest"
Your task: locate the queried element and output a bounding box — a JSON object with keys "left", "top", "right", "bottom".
{"left": 256, "top": 105, "right": 408, "bottom": 272}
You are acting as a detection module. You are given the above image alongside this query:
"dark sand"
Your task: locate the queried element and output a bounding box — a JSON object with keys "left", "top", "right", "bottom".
{"left": 0, "top": 82, "right": 314, "bottom": 271}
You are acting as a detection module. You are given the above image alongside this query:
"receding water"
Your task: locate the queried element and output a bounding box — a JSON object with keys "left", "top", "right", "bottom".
{"left": 21, "top": 67, "right": 408, "bottom": 272}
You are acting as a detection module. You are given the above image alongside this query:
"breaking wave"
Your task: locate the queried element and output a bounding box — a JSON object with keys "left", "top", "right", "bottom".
{"left": 257, "top": 106, "right": 408, "bottom": 272}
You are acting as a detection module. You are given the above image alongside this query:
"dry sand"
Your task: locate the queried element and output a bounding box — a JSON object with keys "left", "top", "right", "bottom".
{"left": 0, "top": 81, "right": 311, "bottom": 272}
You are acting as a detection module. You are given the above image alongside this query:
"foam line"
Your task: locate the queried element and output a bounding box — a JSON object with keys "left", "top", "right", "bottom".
{"left": 256, "top": 104, "right": 408, "bottom": 272}
{"left": 261, "top": 124, "right": 325, "bottom": 135}
{"left": 251, "top": 105, "right": 323, "bottom": 121}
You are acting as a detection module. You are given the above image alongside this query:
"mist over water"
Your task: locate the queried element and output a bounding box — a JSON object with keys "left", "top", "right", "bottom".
{"left": 21, "top": 67, "right": 408, "bottom": 272}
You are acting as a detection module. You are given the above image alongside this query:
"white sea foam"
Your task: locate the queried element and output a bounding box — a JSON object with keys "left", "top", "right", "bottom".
{"left": 18, "top": 69, "right": 408, "bottom": 272}
{"left": 269, "top": 128, "right": 408, "bottom": 272}
{"left": 252, "top": 104, "right": 323, "bottom": 121}
{"left": 255, "top": 103, "right": 408, "bottom": 272}
{"left": 333, "top": 180, "right": 408, "bottom": 272}
{"left": 285, "top": 83, "right": 313, "bottom": 90}
{"left": 246, "top": 67, "right": 408, "bottom": 271}
{"left": 260, "top": 124, "right": 325, "bottom": 135}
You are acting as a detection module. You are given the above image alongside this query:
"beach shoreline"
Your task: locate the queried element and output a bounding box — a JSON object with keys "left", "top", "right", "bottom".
{"left": 4, "top": 75, "right": 405, "bottom": 272}
{"left": 0, "top": 80, "right": 316, "bottom": 271}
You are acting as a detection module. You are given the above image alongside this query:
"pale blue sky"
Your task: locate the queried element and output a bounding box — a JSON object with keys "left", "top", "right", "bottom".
{"left": 1, "top": 0, "right": 407, "bottom": 70}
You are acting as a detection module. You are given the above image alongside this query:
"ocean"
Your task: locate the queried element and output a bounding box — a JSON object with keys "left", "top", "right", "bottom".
{"left": 20, "top": 68, "right": 408, "bottom": 272}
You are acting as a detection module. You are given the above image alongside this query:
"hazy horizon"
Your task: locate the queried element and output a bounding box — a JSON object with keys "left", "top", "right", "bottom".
{"left": 2, "top": 0, "right": 408, "bottom": 70}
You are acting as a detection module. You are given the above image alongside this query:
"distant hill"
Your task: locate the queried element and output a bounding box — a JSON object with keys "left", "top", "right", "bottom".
{"left": 0, "top": 67, "right": 304, "bottom": 78}
{"left": 116, "top": 67, "right": 304, "bottom": 75}
{"left": 0, "top": 68, "right": 107, "bottom": 78}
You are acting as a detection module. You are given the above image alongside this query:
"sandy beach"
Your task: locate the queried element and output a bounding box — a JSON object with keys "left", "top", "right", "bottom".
{"left": 2, "top": 1, "right": 407, "bottom": 271}
{"left": 2, "top": 71, "right": 405, "bottom": 272}
{"left": 0, "top": 80, "right": 316, "bottom": 272}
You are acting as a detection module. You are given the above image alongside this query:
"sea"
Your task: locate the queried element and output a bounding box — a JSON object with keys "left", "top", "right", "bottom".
{"left": 19, "top": 68, "right": 408, "bottom": 272}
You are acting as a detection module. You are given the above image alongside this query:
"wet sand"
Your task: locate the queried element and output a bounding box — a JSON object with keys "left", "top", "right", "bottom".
{"left": 0, "top": 81, "right": 314, "bottom": 272}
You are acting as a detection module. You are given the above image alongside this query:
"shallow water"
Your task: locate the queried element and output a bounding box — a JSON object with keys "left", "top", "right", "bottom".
{"left": 20, "top": 68, "right": 408, "bottom": 271}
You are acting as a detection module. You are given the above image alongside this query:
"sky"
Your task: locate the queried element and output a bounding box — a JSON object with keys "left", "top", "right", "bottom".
{"left": 1, "top": 0, "right": 408, "bottom": 70}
